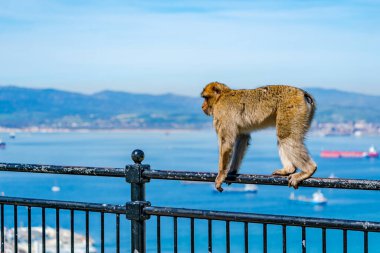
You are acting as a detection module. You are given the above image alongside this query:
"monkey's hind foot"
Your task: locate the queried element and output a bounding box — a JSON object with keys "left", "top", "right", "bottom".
{"left": 288, "top": 173, "right": 308, "bottom": 189}
{"left": 272, "top": 168, "right": 295, "bottom": 176}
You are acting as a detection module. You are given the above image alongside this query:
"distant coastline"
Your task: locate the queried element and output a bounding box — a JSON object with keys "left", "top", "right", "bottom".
{"left": 1, "top": 121, "right": 380, "bottom": 136}
{"left": 0, "top": 126, "right": 210, "bottom": 134}
{"left": 1, "top": 86, "right": 380, "bottom": 132}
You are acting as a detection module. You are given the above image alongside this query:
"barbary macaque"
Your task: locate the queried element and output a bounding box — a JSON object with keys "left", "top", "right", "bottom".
{"left": 201, "top": 82, "right": 317, "bottom": 192}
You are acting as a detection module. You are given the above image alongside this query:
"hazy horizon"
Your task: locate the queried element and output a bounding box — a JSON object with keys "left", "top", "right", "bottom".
{"left": 2, "top": 83, "right": 380, "bottom": 98}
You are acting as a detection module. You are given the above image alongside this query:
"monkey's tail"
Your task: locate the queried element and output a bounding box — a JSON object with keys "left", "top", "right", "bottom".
{"left": 304, "top": 91, "right": 316, "bottom": 126}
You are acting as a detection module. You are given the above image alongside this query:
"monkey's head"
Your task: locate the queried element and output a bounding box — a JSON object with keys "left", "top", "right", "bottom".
{"left": 201, "top": 82, "right": 230, "bottom": 116}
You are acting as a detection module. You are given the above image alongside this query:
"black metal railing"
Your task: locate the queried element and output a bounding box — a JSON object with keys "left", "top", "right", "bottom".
{"left": 0, "top": 149, "right": 380, "bottom": 252}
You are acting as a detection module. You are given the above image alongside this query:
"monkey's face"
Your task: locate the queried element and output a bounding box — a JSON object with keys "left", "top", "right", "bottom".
{"left": 201, "top": 96, "right": 213, "bottom": 116}
{"left": 201, "top": 86, "right": 216, "bottom": 116}
{"left": 201, "top": 82, "right": 229, "bottom": 116}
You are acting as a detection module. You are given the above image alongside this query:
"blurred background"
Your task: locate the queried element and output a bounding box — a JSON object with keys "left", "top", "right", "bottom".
{"left": 1, "top": 1, "right": 380, "bottom": 252}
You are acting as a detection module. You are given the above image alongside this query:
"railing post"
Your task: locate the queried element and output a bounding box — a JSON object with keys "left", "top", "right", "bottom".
{"left": 125, "top": 149, "right": 151, "bottom": 253}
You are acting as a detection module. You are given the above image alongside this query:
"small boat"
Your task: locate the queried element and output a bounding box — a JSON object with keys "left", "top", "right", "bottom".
{"left": 289, "top": 190, "right": 327, "bottom": 204}
{"left": 9, "top": 132, "right": 16, "bottom": 139}
{"left": 320, "top": 146, "right": 379, "bottom": 158}
{"left": 243, "top": 184, "right": 258, "bottom": 192}
{"left": 368, "top": 146, "right": 379, "bottom": 158}
{"left": 214, "top": 184, "right": 258, "bottom": 193}
{"left": 51, "top": 186, "right": 60, "bottom": 192}
{"left": 0, "top": 139, "right": 6, "bottom": 149}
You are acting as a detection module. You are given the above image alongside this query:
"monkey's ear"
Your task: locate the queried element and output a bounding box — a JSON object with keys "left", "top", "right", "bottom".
{"left": 212, "top": 85, "right": 222, "bottom": 94}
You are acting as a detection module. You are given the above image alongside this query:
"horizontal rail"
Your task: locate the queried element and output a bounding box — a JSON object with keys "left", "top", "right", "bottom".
{"left": 0, "top": 196, "right": 126, "bottom": 214}
{"left": 144, "top": 206, "right": 380, "bottom": 232}
{"left": 1, "top": 163, "right": 380, "bottom": 190}
{"left": 2, "top": 195, "right": 380, "bottom": 232}
{"left": 0, "top": 163, "right": 125, "bottom": 177}
{"left": 143, "top": 170, "right": 380, "bottom": 190}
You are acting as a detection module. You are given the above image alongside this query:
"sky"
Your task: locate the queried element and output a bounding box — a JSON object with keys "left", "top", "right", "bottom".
{"left": 0, "top": 0, "right": 380, "bottom": 96}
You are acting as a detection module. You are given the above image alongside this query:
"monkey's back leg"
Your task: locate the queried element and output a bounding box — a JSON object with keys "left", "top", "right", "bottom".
{"left": 273, "top": 107, "right": 299, "bottom": 176}
{"left": 272, "top": 140, "right": 297, "bottom": 176}
{"left": 277, "top": 136, "right": 317, "bottom": 188}
{"left": 275, "top": 105, "right": 317, "bottom": 188}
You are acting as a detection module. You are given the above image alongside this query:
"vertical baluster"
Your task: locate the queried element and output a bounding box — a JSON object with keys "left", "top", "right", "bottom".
{"left": 71, "top": 209, "right": 74, "bottom": 253}
{"left": 282, "top": 225, "right": 287, "bottom": 253}
{"left": 116, "top": 214, "right": 120, "bottom": 253}
{"left": 56, "top": 208, "right": 60, "bottom": 253}
{"left": 244, "top": 222, "right": 248, "bottom": 253}
{"left": 1, "top": 204, "right": 4, "bottom": 253}
{"left": 190, "top": 218, "right": 195, "bottom": 253}
{"left": 86, "top": 211, "right": 89, "bottom": 253}
{"left": 157, "top": 216, "right": 161, "bottom": 253}
{"left": 42, "top": 207, "right": 46, "bottom": 253}
{"left": 101, "top": 212, "right": 104, "bottom": 253}
{"left": 263, "top": 224, "right": 267, "bottom": 253}
{"left": 302, "top": 226, "right": 306, "bottom": 253}
{"left": 14, "top": 205, "right": 17, "bottom": 253}
{"left": 174, "top": 217, "right": 178, "bottom": 253}
{"left": 343, "top": 229, "right": 347, "bottom": 253}
{"left": 322, "top": 228, "right": 326, "bottom": 253}
{"left": 28, "top": 207, "right": 31, "bottom": 253}
{"left": 226, "top": 221, "right": 230, "bottom": 253}
{"left": 364, "top": 231, "right": 368, "bottom": 253}
{"left": 208, "top": 219, "right": 212, "bottom": 253}
{"left": 128, "top": 150, "right": 149, "bottom": 253}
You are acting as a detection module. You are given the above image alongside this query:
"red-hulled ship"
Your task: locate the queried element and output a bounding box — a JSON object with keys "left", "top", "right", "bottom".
{"left": 320, "top": 146, "right": 379, "bottom": 158}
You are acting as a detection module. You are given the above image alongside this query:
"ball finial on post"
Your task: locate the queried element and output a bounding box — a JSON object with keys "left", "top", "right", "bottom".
{"left": 131, "top": 149, "right": 145, "bottom": 164}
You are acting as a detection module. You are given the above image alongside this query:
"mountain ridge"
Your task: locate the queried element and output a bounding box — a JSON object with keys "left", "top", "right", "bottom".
{"left": 0, "top": 85, "right": 379, "bottom": 129}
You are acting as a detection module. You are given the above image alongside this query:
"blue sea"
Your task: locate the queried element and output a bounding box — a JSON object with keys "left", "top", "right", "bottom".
{"left": 1, "top": 130, "right": 380, "bottom": 252}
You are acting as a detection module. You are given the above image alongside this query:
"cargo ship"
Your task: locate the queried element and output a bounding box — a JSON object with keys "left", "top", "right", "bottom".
{"left": 320, "top": 146, "right": 379, "bottom": 158}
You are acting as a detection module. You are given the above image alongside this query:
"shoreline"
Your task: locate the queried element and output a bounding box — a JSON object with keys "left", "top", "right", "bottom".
{"left": 1, "top": 125, "right": 379, "bottom": 136}
{"left": 0, "top": 127, "right": 213, "bottom": 134}
{"left": 1, "top": 127, "right": 380, "bottom": 137}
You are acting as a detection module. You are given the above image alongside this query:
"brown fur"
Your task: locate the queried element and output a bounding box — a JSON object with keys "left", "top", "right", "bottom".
{"left": 201, "top": 81, "right": 317, "bottom": 192}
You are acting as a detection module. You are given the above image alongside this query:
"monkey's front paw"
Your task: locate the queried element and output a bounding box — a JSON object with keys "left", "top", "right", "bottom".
{"left": 215, "top": 174, "right": 227, "bottom": 192}
{"left": 215, "top": 182, "right": 224, "bottom": 192}
{"left": 288, "top": 174, "right": 300, "bottom": 189}
{"left": 215, "top": 179, "right": 224, "bottom": 192}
